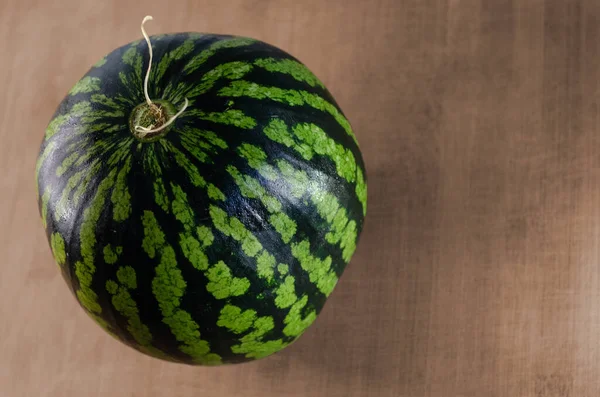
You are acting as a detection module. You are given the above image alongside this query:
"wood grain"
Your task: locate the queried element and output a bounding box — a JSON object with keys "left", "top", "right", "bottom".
{"left": 2, "top": 0, "right": 600, "bottom": 395}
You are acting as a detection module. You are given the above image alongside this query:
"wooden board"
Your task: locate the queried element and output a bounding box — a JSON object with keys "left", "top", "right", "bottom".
{"left": 3, "top": 0, "right": 600, "bottom": 395}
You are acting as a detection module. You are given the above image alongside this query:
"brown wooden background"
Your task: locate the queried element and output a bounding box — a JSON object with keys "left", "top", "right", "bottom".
{"left": 3, "top": 0, "right": 600, "bottom": 395}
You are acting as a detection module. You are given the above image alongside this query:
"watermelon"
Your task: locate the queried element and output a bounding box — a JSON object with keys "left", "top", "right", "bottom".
{"left": 36, "top": 17, "right": 366, "bottom": 365}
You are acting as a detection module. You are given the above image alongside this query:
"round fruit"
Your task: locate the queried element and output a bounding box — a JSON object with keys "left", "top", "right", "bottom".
{"left": 36, "top": 20, "right": 366, "bottom": 365}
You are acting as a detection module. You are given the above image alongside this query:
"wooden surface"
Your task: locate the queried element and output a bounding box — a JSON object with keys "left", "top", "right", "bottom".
{"left": 3, "top": 0, "right": 600, "bottom": 395}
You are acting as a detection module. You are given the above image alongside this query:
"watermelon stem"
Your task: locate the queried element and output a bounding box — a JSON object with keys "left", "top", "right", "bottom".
{"left": 133, "top": 16, "right": 189, "bottom": 138}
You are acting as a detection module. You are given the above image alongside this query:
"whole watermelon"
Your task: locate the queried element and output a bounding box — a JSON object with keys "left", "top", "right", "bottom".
{"left": 36, "top": 28, "right": 366, "bottom": 365}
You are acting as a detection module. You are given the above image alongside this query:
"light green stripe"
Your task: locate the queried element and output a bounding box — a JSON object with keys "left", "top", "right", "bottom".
{"left": 226, "top": 165, "right": 281, "bottom": 212}
{"left": 254, "top": 58, "right": 324, "bottom": 88}
{"left": 219, "top": 80, "right": 357, "bottom": 144}
{"left": 171, "top": 183, "right": 196, "bottom": 230}
{"left": 170, "top": 183, "right": 208, "bottom": 272}
{"left": 355, "top": 167, "right": 367, "bottom": 216}
{"left": 183, "top": 38, "right": 255, "bottom": 75}
{"left": 143, "top": 146, "right": 170, "bottom": 212}
{"left": 179, "top": 232, "right": 209, "bottom": 271}
{"left": 217, "top": 305, "right": 257, "bottom": 334}
{"left": 264, "top": 119, "right": 357, "bottom": 183}
{"left": 72, "top": 159, "right": 101, "bottom": 207}
{"left": 210, "top": 205, "right": 263, "bottom": 258}
{"left": 237, "top": 143, "right": 278, "bottom": 181}
{"left": 226, "top": 165, "right": 298, "bottom": 243}
{"left": 105, "top": 266, "right": 169, "bottom": 359}
{"left": 111, "top": 157, "right": 132, "bottom": 222}
{"left": 290, "top": 239, "right": 337, "bottom": 296}
{"left": 179, "top": 135, "right": 209, "bottom": 163}
{"left": 90, "top": 94, "right": 126, "bottom": 118}
{"left": 275, "top": 159, "right": 309, "bottom": 199}
{"left": 206, "top": 261, "right": 250, "bottom": 299}
{"left": 122, "top": 47, "right": 143, "bottom": 78}
{"left": 185, "top": 109, "right": 256, "bottom": 129}
{"left": 268, "top": 213, "right": 297, "bottom": 244}
{"left": 36, "top": 142, "right": 56, "bottom": 196}
{"left": 263, "top": 119, "right": 366, "bottom": 215}
{"left": 264, "top": 119, "right": 294, "bottom": 147}
{"left": 230, "top": 315, "right": 284, "bottom": 359}
{"left": 178, "top": 127, "right": 228, "bottom": 165}
{"left": 45, "top": 102, "right": 92, "bottom": 140}
{"left": 209, "top": 204, "right": 317, "bottom": 358}
{"left": 75, "top": 169, "right": 117, "bottom": 316}
{"left": 217, "top": 289, "right": 316, "bottom": 359}
{"left": 166, "top": 142, "right": 208, "bottom": 187}
{"left": 310, "top": 190, "right": 357, "bottom": 262}
{"left": 142, "top": 210, "right": 221, "bottom": 365}
{"left": 154, "top": 39, "right": 195, "bottom": 84}
{"left": 177, "top": 61, "right": 253, "bottom": 101}
{"left": 274, "top": 275, "right": 296, "bottom": 309}
{"left": 55, "top": 170, "right": 85, "bottom": 220}
{"left": 40, "top": 188, "right": 51, "bottom": 228}
{"left": 106, "top": 139, "right": 133, "bottom": 167}
{"left": 238, "top": 135, "right": 362, "bottom": 267}
{"left": 256, "top": 251, "right": 276, "bottom": 280}
{"left": 50, "top": 232, "right": 66, "bottom": 267}
{"left": 282, "top": 295, "right": 317, "bottom": 337}
{"left": 154, "top": 180, "right": 169, "bottom": 212}
{"left": 103, "top": 244, "right": 122, "bottom": 264}
{"left": 69, "top": 76, "right": 101, "bottom": 95}
{"left": 56, "top": 152, "right": 80, "bottom": 177}
{"left": 217, "top": 304, "right": 285, "bottom": 359}
{"left": 207, "top": 184, "right": 226, "bottom": 201}
{"left": 292, "top": 123, "right": 357, "bottom": 182}
{"left": 277, "top": 263, "right": 289, "bottom": 275}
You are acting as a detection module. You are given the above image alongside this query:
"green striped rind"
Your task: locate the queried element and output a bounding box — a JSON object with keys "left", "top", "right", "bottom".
{"left": 69, "top": 76, "right": 101, "bottom": 95}
{"left": 263, "top": 119, "right": 367, "bottom": 215}
{"left": 111, "top": 157, "right": 132, "bottom": 222}
{"left": 37, "top": 32, "right": 366, "bottom": 365}
{"left": 75, "top": 169, "right": 117, "bottom": 315}
{"left": 183, "top": 37, "right": 256, "bottom": 74}
{"left": 219, "top": 80, "right": 358, "bottom": 145}
{"left": 45, "top": 102, "right": 92, "bottom": 139}
{"left": 50, "top": 233, "right": 66, "bottom": 267}
{"left": 142, "top": 210, "right": 222, "bottom": 365}
{"left": 105, "top": 267, "right": 169, "bottom": 359}
{"left": 254, "top": 58, "right": 324, "bottom": 88}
